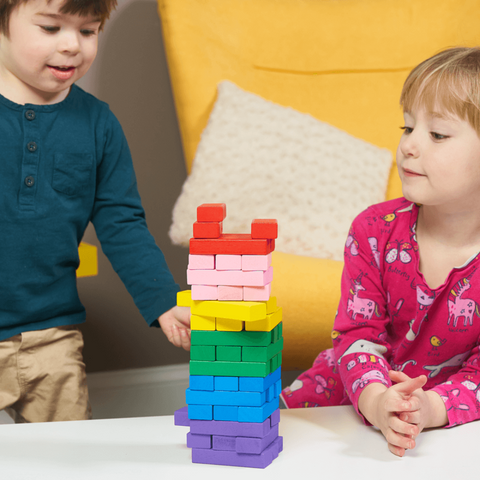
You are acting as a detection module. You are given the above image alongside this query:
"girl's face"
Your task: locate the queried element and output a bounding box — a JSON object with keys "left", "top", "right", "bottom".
{"left": 396, "top": 106, "right": 480, "bottom": 212}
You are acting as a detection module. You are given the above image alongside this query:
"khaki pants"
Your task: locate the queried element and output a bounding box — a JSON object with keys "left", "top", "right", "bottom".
{"left": 0, "top": 325, "right": 92, "bottom": 423}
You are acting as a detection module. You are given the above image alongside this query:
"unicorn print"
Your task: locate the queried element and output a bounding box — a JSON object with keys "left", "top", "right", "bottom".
{"left": 448, "top": 278, "right": 480, "bottom": 327}
{"left": 347, "top": 274, "right": 381, "bottom": 321}
{"left": 411, "top": 279, "right": 435, "bottom": 310}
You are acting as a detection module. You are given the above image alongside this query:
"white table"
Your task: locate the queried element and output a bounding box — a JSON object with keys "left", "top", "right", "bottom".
{"left": 0, "top": 406, "right": 476, "bottom": 479}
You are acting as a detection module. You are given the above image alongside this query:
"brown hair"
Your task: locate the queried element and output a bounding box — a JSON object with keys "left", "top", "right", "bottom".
{"left": 400, "top": 47, "right": 480, "bottom": 134}
{"left": 0, "top": 0, "right": 117, "bottom": 35}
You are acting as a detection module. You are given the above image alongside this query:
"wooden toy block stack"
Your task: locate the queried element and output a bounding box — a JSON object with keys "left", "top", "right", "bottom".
{"left": 174, "top": 203, "right": 283, "bottom": 468}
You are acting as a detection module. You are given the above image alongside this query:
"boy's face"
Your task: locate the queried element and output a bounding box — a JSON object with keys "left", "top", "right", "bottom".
{"left": 0, "top": 0, "right": 102, "bottom": 104}
{"left": 396, "top": 105, "right": 480, "bottom": 212}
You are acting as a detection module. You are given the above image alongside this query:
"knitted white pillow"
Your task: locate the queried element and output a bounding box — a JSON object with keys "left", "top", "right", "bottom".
{"left": 169, "top": 81, "right": 393, "bottom": 261}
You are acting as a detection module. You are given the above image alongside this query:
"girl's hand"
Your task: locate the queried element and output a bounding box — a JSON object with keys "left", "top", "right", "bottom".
{"left": 388, "top": 370, "right": 448, "bottom": 432}
{"left": 158, "top": 306, "right": 191, "bottom": 351}
{"left": 358, "top": 374, "right": 427, "bottom": 457}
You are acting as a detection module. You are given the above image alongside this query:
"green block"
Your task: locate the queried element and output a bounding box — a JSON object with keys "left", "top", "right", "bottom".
{"left": 269, "top": 352, "right": 282, "bottom": 373}
{"left": 190, "top": 360, "right": 269, "bottom": 377}
{"left": 190, "top": 345, "right": 216, "bottom": 361}
{"left": 192, "top": 329, "right": 271, "bottom": 347}
{"left": 216, "top": 345, "right": 242, "bottom": 362}
{"left": 242, "top": 337, "right": 284, "bottom": 363}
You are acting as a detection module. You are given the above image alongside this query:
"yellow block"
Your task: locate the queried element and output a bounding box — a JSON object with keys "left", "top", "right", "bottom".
{"left": 246, "top": 307, "right": 282, "bottom": 332}
{"left": 191, "top": 298, "right": 266, "bottom": 322}
{"left": 216, "top": 317, "right": 244, "bottom": 332}
{"left": 190, "top": 314, "right": 216, "bottom": 331}
{"left": 76, "top": 242, "right": 98, "bottom": 277}
{"left": 264, "top": 296, "right": 277, "bottom": 315}
{"left": 177, "top": 290, "right": 193, "bottom": 307}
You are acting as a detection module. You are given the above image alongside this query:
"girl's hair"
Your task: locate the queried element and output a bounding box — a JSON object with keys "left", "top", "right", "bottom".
{"left": 0, "top": 0, "right": 117, "bottom": 35}
{"left": 400, "top": 47, "right": 480, "bottom": 134}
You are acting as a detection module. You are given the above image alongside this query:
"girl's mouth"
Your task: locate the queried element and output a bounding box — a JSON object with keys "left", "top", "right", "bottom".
{"left": 403, "top": 168, "right": 425, "bottom": 177}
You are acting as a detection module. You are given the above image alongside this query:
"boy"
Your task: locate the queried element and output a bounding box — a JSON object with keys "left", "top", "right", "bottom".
{"left": 0, "top": 0, "right": 190, "bottom": 423}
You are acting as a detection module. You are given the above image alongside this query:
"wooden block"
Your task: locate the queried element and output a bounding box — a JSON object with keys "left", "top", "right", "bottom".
{"left": 242, "top": 338, "right": 284, "bottom": 363}
{"left": 216, "top": 346, "right": 242, "bottom": 362}
{"left": 187, "top": 266, "right": 273, "bottom": 287}
{"left": 214, "top": 377, "right": 239, "bottom": 391}
{"left": 188, "top": 254, "right": 215, "bottom": 270}
{"left": 191, "top": 299, "right": 266, "bottom": 322}
{"left": 191, "top": 285, "right": 218, "bottom": 300}
{"left": 77, "top": 242, "right": 98, "bottom": 277}
{"left": 177, "top": 290, "right": 193, "bottom": 307}
{"left": 251, "top": 219, "right": 278, "bottom": 239}
{"left": 217, "top": 285, "right": 243, "bottom": 301}
{"left": 197, "top": 203, "right": 227, "bottom": 222}
{"left": 216, "top": 317, "right": 244, "bottom": 332}
{"left": 242, "top": 253, "right": 272, "bottom": 271}
{"left": 191, "top": 328, "right": 278, "bottom": 347}
{"left": 246, "top": 307, "right": 282, "bottom": 332}
{"left": 264, "top": 296, "right": 277, "bottom": 314}
{"left": 243, "top": 283, "right": 271, "bottom": 301}
{"left": 186, "top": 388, "right": 265, "bottom": 407}
{"left": 191, "top": 345, "right": 216, "bottom": 361}
{"left": 190, "top": 376, "right": 214, "bottom": 391}
{"left": 193, "top": 221, "right": 223, "bottom": 239}
{"left": 191, "top": 314, "right": 216, "bottom": 331}
{"left": 190, "top": 360, "right": 270, "bottom": 377}
{"left": 190, "top": 235, "right": 274, "bottom": 255}
{"left": 216, "top": 255, "right": 242, "bottom": 270}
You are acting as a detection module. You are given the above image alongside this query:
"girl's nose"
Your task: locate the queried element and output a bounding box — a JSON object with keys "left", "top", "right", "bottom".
{"left": 399, "top": 131, "right": 420, "bottom": 158}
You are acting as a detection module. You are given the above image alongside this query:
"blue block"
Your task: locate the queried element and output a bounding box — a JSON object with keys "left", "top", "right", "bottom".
{"left": 186, "top": 388, "right": 266, "bottom": 407}
{"left": 274, "top": 379, "right": 282, "bottom": 397}
{"left": 188, "top": 404, "right": 213, "bottom": 420}
{"left": 213, "top": 405, "right": 238, "bottom": 421}
{"left": 238, "top": 397, "right": 279, "bottom": 423}
{"left": 214, "top": 376, "right": 239, "bottom": 391}
{"left": 266, "top": 384, "right": 274, "bottom": 402}
{"left": 190, "top": 375, "right": 214, "bottom": 391}
{"left": 239, "top": 367, "right": 281, "bottom": 392}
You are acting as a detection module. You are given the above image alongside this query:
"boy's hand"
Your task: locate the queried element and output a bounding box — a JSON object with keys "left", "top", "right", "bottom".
{"left": 388, "top": 370, "right": 448, "bottom": 433}
{"left": 158, "top": 306, "right": 191, "bottom": 351}
{"left": 358, "top": 374, "right": 427, "bottom": 457}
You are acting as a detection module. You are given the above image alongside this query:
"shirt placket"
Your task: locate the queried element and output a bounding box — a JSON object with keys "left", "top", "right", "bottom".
{"left": 19, "top": 108, "right": 39, "bottom": 212}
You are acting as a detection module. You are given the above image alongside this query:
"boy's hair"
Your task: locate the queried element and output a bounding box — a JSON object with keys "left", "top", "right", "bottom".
{"left": 400, "top": 47, "right": 480, "bottom": 134}
{"left": 0, "top": 0, "right": 117, "bottom": 35}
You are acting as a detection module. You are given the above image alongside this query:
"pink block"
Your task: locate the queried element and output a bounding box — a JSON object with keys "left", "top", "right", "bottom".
{"left": 218, "top": 285, "right": 243, "bottom": 301}
{"left": 243, "top": 283, "right": 271, "bottom": 301}
{"left": 187, "top": 266, "right": 274, "bottom": 287}
{"left": 191, "top": 285, "right": 218, "bottom": 300}
{"left": 242, "top": 253, "right": 272, "bottom": 271}
{"left": 188, "top": 255, "right": 215, "bottom": 270}
{"left": 216, "top": 255, "right": 242, "bottom": 271}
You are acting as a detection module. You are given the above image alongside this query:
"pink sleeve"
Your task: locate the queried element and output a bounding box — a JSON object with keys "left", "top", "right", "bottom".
{"left": 430, "top": 346, "right": 480, "bottom": 427}
{"left": 333, "top": 212, "right": 392, "bottom": 421}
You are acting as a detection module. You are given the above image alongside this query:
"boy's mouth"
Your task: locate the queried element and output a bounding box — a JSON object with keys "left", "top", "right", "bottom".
{"left": 48, "top": 65, "right": 76, "bottom": 81}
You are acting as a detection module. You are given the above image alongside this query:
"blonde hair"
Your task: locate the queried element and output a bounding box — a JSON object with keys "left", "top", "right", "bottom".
{"left": 400, "top": 47, "right": 480, "bottom": 134}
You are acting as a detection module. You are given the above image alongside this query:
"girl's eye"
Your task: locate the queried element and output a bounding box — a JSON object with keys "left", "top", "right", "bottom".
{"left": 400, "top": 126, "right": 413, "bottom": 134}
{"left": 431, "top": 132, "right": 448, "bottom": 140}
{"left": 40, "top": 25, "right": 60, "bottom": 33}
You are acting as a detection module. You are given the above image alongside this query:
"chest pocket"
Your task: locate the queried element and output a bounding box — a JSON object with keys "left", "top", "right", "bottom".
{"left": 52, "top": 153, "right": 93, "bottom": 196}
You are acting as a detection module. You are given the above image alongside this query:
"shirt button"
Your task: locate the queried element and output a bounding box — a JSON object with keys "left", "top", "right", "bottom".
{"left": 27, "top": 141, "right": 37, "bottom": 152}
{"left": 25, "top": 176, "right": 35, "bottom": 187}
{"left": 25, "top": 110, "right": 36, "bottom": 121}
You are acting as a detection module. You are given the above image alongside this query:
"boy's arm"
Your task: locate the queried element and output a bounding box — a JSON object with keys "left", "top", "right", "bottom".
{"left": 91, "top": 109, "right": 180, "bottom": 327}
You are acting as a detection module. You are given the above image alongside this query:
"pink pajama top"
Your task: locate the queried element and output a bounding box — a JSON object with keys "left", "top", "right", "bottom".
{"left": 333, "top": 197, "right": 480, "bottom": 427}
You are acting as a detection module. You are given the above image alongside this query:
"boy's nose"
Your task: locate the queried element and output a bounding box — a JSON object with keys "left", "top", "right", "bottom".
{"left": 58, "top": 32, "right": 81, "bottom": 54}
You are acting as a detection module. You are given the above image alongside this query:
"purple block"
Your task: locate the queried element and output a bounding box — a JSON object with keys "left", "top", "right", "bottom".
{"left": 190, "top": 417, "right": 270, "bottom": 437}
{"left": 236, "top": 425, "right": 279, "bottom": 454}
{"left": 212, "top": 435, "right": 236, "bottom": 451}
{"left": 174, "top": 406, "right": 190, "bottom": 426}
{"left": 187, "top": 432, "right": 212, "bottom": 449}
{"left": 270, "top": 408, "right": 280, "bottom": 427}
{"left": 192, "top": 436, "right": 283, "bottom": 469}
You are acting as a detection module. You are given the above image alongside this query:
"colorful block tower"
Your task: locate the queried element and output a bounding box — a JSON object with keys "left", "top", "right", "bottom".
{"left": 174, "top": 203, "right": 283, "bottom": 468}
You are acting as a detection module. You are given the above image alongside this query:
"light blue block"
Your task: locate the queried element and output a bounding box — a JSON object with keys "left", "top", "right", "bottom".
{"left": 189, "top": 375, "right": 214, "bottom": 391}
{"left": 266, "top": 384, "right": 274, "bottom": 402}
{"left": 213, "top": 405, "right": 238, "bottom": 421}
{"left": 238, "top": 397, "right": 279, "bottom": 423}
{"left": 186, "top": 388, "right": 266, "bottom": 407}
{"left": 188, "top": 404, "right": 213, "bottom": 420}
{"left": 239, "top": 367, "right": 281, "bottom": 392}
{"left": 214, "top": 376, "right": 239, "bottom": 391}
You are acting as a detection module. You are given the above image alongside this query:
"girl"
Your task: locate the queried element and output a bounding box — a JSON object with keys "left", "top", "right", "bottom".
{"left": 281, "top": 47, "right": 480, "bottom": 457}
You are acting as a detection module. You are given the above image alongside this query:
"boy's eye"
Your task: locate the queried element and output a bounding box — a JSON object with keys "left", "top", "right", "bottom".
{"left": 400, "top": 126, "right": 413, "bottom": 134}
{"left": 80, "top": 29, "right": 97, "bottom": 36}
{"left": 40, "top": 25, "right": 60, "bottom": 33}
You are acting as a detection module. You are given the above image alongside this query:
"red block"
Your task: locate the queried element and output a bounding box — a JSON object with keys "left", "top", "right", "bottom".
{"left": 251, "top": 219, "right": 278, "bottom": 239}
{"left": 190, "top": 234, "right": 275, "bottom": 255}
{"left": 197, "top": 203, "right": 227, "bottom": 222}
{"left": 193, "top": 221, "right": 223, "bottom": 239}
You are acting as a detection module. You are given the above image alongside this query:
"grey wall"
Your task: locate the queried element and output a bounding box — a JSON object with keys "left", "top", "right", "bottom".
{"left": 76, "top": 0, "right": 190, "bottom": 373}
